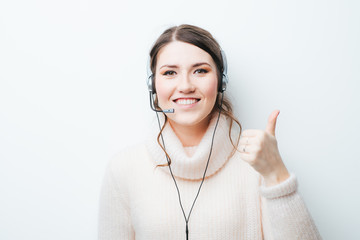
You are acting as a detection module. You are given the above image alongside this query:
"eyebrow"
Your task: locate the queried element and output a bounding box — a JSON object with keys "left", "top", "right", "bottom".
{"left": 159, "top": 62, "right": 211, "bottom": 70}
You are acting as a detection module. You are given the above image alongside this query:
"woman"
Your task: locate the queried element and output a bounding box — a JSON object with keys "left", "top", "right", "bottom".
{"left": 98, "top": 24, "right": 321, "bottom": 239}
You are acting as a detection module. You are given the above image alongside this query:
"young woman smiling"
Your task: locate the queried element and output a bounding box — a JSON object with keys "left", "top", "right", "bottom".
{"left": 98, "top": 24, "right": 322, "bottom": 240}
{"left": 155, "top": 40, "right": 219, "bottom": 146}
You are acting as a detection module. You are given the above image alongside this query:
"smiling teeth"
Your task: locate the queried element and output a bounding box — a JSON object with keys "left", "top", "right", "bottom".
{"left": 176, "top": 99, "right": 197, "bottom": 105}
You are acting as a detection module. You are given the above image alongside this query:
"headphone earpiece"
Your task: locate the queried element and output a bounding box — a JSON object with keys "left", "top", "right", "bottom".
{"left": 220, "top": 49, "right": 229, "bottom": 92}
{"left": 146, "top": 49, "right": 229, "bottom": 93}
{"left": 146, "top": 58, "right": 155, "bottom": 93}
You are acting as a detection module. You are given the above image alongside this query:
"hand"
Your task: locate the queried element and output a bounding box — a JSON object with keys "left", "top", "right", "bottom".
{"left": 239, "top": 110, "right": 290, "bottom": 187}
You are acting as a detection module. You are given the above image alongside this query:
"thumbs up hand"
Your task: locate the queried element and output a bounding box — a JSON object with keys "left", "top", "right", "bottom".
{"left": 239, "top": 110, "right": 290, "bottom": 187}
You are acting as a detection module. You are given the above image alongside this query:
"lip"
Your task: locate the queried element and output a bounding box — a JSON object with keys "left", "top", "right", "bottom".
{"left": 172, "top": 97, "right": 200, "bottom": 109}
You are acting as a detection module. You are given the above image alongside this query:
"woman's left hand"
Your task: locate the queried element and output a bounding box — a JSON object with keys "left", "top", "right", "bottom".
{"left": 239, "top": 110, "right": 290, "bottom": 187}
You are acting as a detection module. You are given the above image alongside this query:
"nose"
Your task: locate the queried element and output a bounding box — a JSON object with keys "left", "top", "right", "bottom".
{"left": 177, "top": 73, "right": 195, "bottom": 93}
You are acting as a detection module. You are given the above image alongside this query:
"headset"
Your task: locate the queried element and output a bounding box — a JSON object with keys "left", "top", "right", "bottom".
{"left": 146, "top": 49, "right": 229, "bottom": 113}
{"left": 146, "top": 48, "right": 229, "bottom": 240}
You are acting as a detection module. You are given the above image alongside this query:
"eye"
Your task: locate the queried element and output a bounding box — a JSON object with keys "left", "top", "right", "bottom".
{"left": 194, "top": 69, "right": 208, "bottom": 74}
{"left": 163, "top": 70, "right": 176, "bottom": 76}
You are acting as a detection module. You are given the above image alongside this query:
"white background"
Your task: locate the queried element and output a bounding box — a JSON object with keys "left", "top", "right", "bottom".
{"left": 1, "top": 0, "right": 359, "bottom": 239}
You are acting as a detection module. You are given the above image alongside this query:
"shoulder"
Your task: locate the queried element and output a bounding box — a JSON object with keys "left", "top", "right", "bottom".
{"left": 101, "top": 142, "right": 151, "bottom": 193}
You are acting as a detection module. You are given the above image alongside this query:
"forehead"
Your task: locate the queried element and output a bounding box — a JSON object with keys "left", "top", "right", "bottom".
{"left": 156, "top": 41, "right": 215, "bottom": 68}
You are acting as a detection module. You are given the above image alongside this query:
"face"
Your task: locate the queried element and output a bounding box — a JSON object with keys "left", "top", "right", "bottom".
{"left": 155, "top": 41, "right": 218, "bottom": 129}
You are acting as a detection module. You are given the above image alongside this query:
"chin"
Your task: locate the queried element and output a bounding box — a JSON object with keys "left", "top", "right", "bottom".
{"left": 168, "top": 112, "right": 211, "bottom": 128}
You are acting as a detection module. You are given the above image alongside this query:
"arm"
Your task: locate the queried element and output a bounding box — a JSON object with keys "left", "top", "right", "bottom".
{"left": 98, "top": 159, "right": 135, "bottom": 240}
{"left": 260, "top": 173, "right": 322, "bottom": 240}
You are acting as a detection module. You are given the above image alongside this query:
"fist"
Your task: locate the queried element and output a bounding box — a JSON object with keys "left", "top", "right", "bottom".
{"left": 239, "top": 110, "right": 290, "bottom": 186}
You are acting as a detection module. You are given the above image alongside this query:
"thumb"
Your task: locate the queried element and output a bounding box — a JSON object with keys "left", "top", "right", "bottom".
{"left": 265, "top": 109, "right": 280, "bottom": 136}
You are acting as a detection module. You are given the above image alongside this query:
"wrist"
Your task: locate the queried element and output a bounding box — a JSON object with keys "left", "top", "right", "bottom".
{"left": 263, "top": 167, "right": 290, "bottom": 187}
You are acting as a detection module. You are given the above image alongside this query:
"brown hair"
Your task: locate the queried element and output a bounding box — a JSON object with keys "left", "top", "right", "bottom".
{"left": 149, "top": 24, "right": 242, "bottom": 167}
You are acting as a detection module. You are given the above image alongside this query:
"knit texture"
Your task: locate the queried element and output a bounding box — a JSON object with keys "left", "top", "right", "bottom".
{"left": 98, "top": 114, "right": 322, "bottom": 240}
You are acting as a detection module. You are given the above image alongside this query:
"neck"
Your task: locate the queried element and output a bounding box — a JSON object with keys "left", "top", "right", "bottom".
{"left": 146, "top": 113, "right": 234, "bottom": 180}
{"left": 168, "top": 116, "right": 211, "bottom": 147}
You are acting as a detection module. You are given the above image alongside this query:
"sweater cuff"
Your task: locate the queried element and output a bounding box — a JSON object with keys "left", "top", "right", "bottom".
{"left": 260, "top": 173, "right": 298, "bottom": 199}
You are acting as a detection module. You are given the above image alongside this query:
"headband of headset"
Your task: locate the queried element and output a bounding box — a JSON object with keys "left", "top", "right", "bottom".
{"left": 146, "top": 49, "right": 228, "bottom": 93}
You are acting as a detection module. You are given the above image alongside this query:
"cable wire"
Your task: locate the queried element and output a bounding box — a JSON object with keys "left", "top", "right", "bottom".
{"left": 155, "top": 92, "right": 225, "bottom": 240}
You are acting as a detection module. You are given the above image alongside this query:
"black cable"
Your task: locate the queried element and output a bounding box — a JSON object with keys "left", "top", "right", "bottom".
{"left": 155, "top": 112, "right": 187, "bottom": 221}
{"left": 155, "top": 92, "right": 225, "bottom": 240}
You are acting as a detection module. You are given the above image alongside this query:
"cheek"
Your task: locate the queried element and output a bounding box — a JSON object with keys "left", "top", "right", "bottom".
{"left": 155, "top": 80, "right": 171, "bottom": 104}
{"left": 203, "top": 79, "right": 218, "bottom": 102}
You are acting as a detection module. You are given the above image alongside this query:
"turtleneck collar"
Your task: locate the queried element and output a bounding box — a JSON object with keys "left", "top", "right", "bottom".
{"left": 145, "top": 113, "right": 237, "bottom": 181}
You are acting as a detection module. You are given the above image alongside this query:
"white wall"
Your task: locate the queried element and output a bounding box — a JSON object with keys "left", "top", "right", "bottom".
{"left": 1, "top": 0, "right": 359, "bottom": 239}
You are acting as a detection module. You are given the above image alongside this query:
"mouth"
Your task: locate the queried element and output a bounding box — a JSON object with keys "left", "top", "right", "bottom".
{"left": 173, "top": 98, "right": 200, "bottom": 105}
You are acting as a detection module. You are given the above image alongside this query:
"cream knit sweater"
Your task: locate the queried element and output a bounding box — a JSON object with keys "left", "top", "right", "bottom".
{"left": 98, "top": 114, "right": 322, "bottom": 239}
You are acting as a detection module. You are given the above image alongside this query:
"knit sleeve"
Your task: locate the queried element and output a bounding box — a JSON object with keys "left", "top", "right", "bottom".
{"left": 259, "top": 173, "right": 322, "bottom": 240}
{"left": 98, "top": 157, "right": 135, "bottom": 240}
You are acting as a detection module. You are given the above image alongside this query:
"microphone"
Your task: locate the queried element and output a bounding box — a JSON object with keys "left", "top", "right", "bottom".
{"left": 149, "top": 92, "right": 175, "bottom": 113}
{"left": 161, "top": 108, "right": 175, "bottom": 113}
